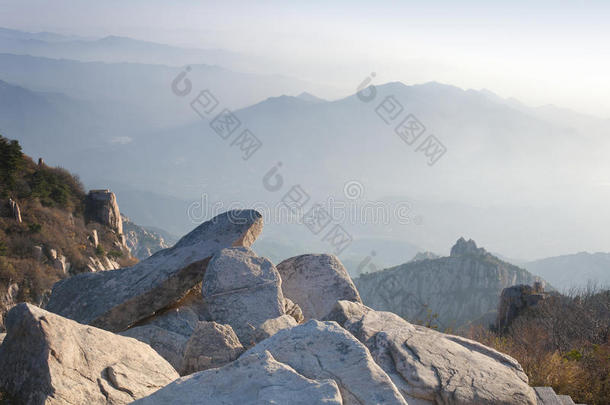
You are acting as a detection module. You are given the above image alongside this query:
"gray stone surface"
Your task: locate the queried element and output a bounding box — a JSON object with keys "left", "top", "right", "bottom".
{"left": 326, "top": 300, "right": 537, "bottom": 405}
{"left": 557, "top": 395, "right": 576, "bottom": 405}
{"left": 46, "top": 210, "right": 263, "bottom": 332}
{"left": 182, "top": 321, "right": 245, "bottom": 375}
{"left": 202, "top": 247, "right": 285, "bottom": 345}
{"left": 246, "top": 319, "right": 407, "bottom": 405}
{"left": 0, "top": 303, "right": 178, "bottom": 404}
{"left": 277, "top": 253, "right": 362, "bottom": 320}
{"left": 534, "top": 387, "right": 562, "bottom": 405}
{"left": 252, "top": 314, "right": 297, "bottom": 342}
{"left": 134, "top": 351, "right": 343, "bottom": 405}
{"left": 120, "top": 324, "right": 188, "bottom": 373}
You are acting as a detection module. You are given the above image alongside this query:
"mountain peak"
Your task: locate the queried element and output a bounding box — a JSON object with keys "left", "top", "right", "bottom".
{"left": 296, "top": 92, "right": 325, "bottom": 103}
{"left": 450, "top": 237, "right": 487, "bottom": 257}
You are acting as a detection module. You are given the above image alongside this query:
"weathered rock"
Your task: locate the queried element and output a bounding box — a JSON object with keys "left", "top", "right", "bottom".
{"left": 90, "top": 229, "right": 99, "bottom": 247}
{"left": 0, "top": 303, "right": 178, "bottom": 404}
{"left": 134, "top": 351, "right": 343, "bottom": 405}
{"left": 245, "top": 319, "right": 407, "bottom": 405}
{"left": 85, "top": 189, "right": 123, "bottom": 235}
{"left": 182, "top": 321, "right": 245, "bottom": 375}
{"left": 45, "top": 210, "right": 263, "bottom": 332}
{"left": 284, "top": 297, "right": 305, "bottom": 323}
{"left": 496, "top": 282, "right": 548, "bottom": 332}
{"left": 122, "top": 215, "right": 174, "bottom": 260}
{"left": 325, "top": 300, "right": 537, "bottom": 405}
{"left": 120, "top": 325, "right": 189, "bottom": 373}
{"left": 0, "top": 333, "right": 5, "bottom": 345}
{"left": 8, "top": 198, "right": 21, "bottom": 223}
{"left": 252, "top": 314, "right": 297, "bottom": 342}
{"left": 277, "top": 254, "right": 362, "bottom": 320}
{"left": 33, "top": 245, "right": 43, "bottom": 261}
{"left": 202, "top": 247, "right": 285, "bottom": 345}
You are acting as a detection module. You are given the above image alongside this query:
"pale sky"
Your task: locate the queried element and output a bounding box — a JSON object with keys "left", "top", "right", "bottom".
{"left": 1, "top": 0, "right": 609, "bottom": 117}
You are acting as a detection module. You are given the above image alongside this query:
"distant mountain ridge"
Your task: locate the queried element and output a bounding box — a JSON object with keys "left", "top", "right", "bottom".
{"left": 354, "top": 238, "right": 543, "bottom": 329}
{"left": 524, "top": 252, "right": 610, "bottom": 291}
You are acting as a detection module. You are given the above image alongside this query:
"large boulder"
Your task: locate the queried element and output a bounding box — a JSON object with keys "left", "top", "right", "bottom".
{"left": 45, "top": 210, "right": 263, "bottom": 332}
{"left": 245, "top": 320, "right": 407, "bottom": 405}
{"left": 0, "top": 303, "right": 178, "bottom": 404}
{"left": 202, "top": 247, "right": 285, "bottom": 345}
{"left": 277, "top": 254, "right": 361, "bottom": 320}
{"left": 325, "top": 300, "right": 537, "bottom": 405}
{"left": 134, "top": 351, "right": 343, "bottom": 405}
{"left": 496, "top": 282, "right": 547, "bottom": 332}
{"left": 181, "top": 321, "right": 245, "bottom": 375}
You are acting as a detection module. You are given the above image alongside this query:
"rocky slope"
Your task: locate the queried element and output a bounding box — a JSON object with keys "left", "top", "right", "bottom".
{"left": 0, "top": 211, "right": 541, "bottom": 404}
{"left": 122, "top": 215, "right": 176, "bottom": 260}
{"left": 354, "top": 238, "right": 543, "bottom": 330}
{"left": 0, "top": 136, "right": 142, "bottom": 331}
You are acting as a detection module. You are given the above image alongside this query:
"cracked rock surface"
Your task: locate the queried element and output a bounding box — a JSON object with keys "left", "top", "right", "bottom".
{"left": 245, "top": 319, "right": 408, "bottom": 405}
{"left": 325, "top": 300, "right": 537, "bottom": 405}
{"left": 0, "top": 303, "right": 178, "bottom": 404}
{"left": 134, "top": 351, "right": 343, "bottom": 405}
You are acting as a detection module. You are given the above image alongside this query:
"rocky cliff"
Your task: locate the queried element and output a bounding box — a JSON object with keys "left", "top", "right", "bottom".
{"left": 354, "top": 238, "right": 543, "bottom": 329}
{"left": 496, "top": 282, "right": 549, "bottom": 332}
{"left": 122, "top": 215, "right": 176, "bottom": 260}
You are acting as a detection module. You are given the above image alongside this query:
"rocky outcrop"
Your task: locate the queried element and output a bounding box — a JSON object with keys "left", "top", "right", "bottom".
{"left": 85, "top": 189, "right": 123, "bottom": 235}
{"left": 181, "top": 321, "right": 245, "bottom": 375}
{"left": 45, "top": 210, "right": 263, "bottom": 332}
{"left": 277, "top": 254, "right": 362, "bottom": 320}
{"left": 450, "top": 237, "right": 488, "bottom": 256}
{"left": 122, "top": 215, "right": 174, "bottom": 260}
{"left": 134, "top": 351, "right": 343, "bottom": 405}
{"left": 245, "top": 320, "right": 408, "bottom": 405}
{"left": 7, "top": 198, "right": 21, "bottom": 223}
{"left": 326, "top": 300, "right": 537, "bottom": 405}
{"left": 0, "top": 303, "right": 178, "bottom": 404}
{"left": 85, "top": 254, "right": 121, "bottom": 272}
{"left": 355, "top": 238, "right": 542, "bottom": 329}
{"left": 202, "top": 247, "right": 285, "bottom": 345}
{"left": 496, "top": 282, "right": 548, "bottom": 332}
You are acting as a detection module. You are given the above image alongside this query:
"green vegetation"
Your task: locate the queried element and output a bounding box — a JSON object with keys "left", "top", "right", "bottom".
{"left": 0, "top": 137, "right": 24, "bottom": 196}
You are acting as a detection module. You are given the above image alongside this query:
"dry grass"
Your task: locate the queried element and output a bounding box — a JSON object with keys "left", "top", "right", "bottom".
{"left": 464, "top": 288, "right": 610, "bottom": 405}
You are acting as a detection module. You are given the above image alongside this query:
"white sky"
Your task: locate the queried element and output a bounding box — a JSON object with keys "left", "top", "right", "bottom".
{"left": 1, "top": 0, "right": 609, "bottom": 117}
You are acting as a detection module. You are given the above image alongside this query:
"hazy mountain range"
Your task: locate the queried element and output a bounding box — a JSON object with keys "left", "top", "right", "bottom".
{"left": 0, "top": 27, "right": 608, "bottom": 289}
